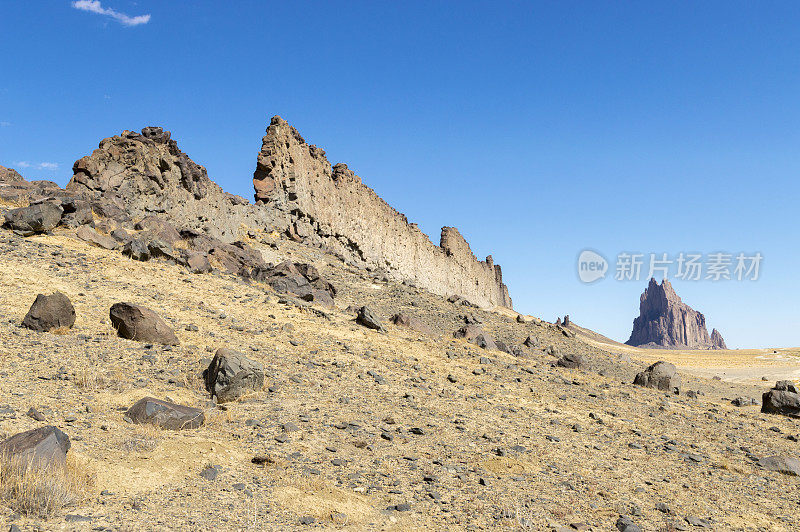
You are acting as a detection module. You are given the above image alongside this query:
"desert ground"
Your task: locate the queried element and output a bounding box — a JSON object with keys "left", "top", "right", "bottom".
{"left": 1, "top": 226, "right": 799, "bottom": 531}
{"left": 576, "top": 329, "right": 800, "bottom": 387}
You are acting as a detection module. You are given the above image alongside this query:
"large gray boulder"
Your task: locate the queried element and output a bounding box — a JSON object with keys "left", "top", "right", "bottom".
{"left": 762, "top": 381, "right": 800, "bottom": 418}
{"left": 125, "top": 397, "right": 204, "bottom": 430}
{"left": 109, "top": 302, "right": 179, "bottom": 345}
{"left": 0, "top": 426, "right": 71, "bottom": 466}
{"left": 2, "top": 201, "right": 63, "bottom": 235}
{"left": 633, "top": 361, "right": 681, "bottom": 394}
{"left": 203, "top": 348, "right": 265, "bottom": 403}
{"left": 22, "top": 291, "right": 76, "bottom": 332}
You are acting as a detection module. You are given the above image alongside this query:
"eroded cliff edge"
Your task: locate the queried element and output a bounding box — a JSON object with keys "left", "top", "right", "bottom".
{"left": 66, "top": 118, "right": 512, "bottom": 309}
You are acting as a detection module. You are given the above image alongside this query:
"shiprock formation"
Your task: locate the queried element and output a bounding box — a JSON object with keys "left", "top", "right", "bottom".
{"left": 626, "top": 278, "right": 726, "bottom": 349}
{"left": 0, "top": 123, "right": 797, "bottom": 531}
{"left": 65, "top": 118, "right": 511, "bottom": 309}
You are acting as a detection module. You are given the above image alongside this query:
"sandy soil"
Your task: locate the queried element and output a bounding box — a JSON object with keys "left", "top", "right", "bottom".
{"left": 0, "top": 227, "right": 798, "bottom": 531}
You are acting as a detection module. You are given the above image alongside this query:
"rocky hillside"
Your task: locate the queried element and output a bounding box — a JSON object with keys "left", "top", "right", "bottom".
{"left": 626, "top": 278, "right": 727, "bottom": 349}
{"left": 0, "top": 134, "right": 798, "bottom": 531}
{"left": 63, "top": 120, "right": 511, "bottom": 310}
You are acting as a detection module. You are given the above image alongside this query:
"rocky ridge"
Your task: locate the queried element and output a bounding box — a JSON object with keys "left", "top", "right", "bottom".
{"left": 61, "top": 119, "right": 511, "bottom": 310}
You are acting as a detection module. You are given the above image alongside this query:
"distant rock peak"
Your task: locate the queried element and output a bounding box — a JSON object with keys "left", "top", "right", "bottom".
{"left": 626, "top": 278, "right": 726, "bottom": 349}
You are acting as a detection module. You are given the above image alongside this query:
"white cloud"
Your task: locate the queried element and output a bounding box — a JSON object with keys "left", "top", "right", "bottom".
{"left": 0, "top": 121, "right": 10, "bottom": 127}
{"left": 72, "top": 1, "right": 151, "bottom": 26}
{"left": 13, "top": 161, "right": 58, "bottom": 171}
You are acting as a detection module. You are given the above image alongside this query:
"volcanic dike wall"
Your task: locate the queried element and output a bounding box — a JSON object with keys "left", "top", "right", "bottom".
{"left": 67, "top": 117, "right": 512, "bottom": 309}
{"left": 253, "top": 117, "right": 511, "bottom": 309}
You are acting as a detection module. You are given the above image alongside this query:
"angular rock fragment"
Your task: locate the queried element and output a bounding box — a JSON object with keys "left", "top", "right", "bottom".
{"left": 633, "top": 361, "right": 681, "bottom": 394}
{"left": 22, "top": 291, "right": 76, "bottom": 332}
{"left": 125, "top": 397, "right": 204, "bottom": 430}
{"left": 616, "top": 516, "right": 642, "bottom": 532}
{"left": 756, "top": 456, "right": 800, "bottom": 476}
{"left": 76, "top": 225, "right": 118, "bottom": 250}
{"left": 186, "top": 252, "right": 212, "bottom": 273}
{"left": 556, "top": 353, "right": 586, "bottom": 369}
{"left": 109, "top": 302, "right": 179, "bottom": 345}
{"left": 0, "top": 425, "right": 70, "bottom": 466}
{"left": 122, "top": 238, "right": 151, "bottom": 261}
{"left": 203, "top": 348, "right": 265, "bottom": 403}
{"left": 356, "top": 306, "right": 385, "bottom": 332}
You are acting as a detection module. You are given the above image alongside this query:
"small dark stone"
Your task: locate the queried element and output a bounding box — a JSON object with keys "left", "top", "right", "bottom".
{"left": 356, "top": 306, "right": 385, "bottom": 332}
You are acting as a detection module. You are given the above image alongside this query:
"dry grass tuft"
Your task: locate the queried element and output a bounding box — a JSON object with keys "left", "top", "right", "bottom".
{"left": 120, "top": 424, "right": 162, "bottom": 453}
{"left": 0, "top": 453, "right": 95, "bottom": 517}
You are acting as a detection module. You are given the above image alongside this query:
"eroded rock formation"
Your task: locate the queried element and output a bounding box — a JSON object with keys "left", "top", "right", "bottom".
{"left": 66, "top": 127, "right": 277, "bottom": 242}
{"left": 253, "top": 116, "right": 512, "bottom": 309}
{"left": 61, "top": 118, "right": 512, "bottom": 309}
{"left": 626, "top": 278, "right": 726, "bottom": 349}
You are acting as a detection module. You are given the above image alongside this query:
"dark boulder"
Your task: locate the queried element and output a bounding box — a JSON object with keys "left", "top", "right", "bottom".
{"left": 59, "top": 197, "right": 94, "bottom": 228}
{"left": 523, "top": 336, "right": 539, "bottom": 348}
{"left": 203, "top": 348, "right": 265, "bottom": 403}
{"left": 762, "top": 381, "right": 800, "bottom": 418}
{"left": 0, "top": 426, "right": 70, "bottom": 466}
{"left": 109, "top": 302, "right": 179, "bottom": 345}
{"left": 253, "top": 261, "right": 336, "bottom": 302}
{"left": 22, "top": 291, "right": 76, "bottom": 332}
{"left": 616, "top": 516, "right": 642, "bottom": 532}
{"left": 556, "top": 353, "right": 586, "bottom": 369}
{"left": 122, "top": 238, "right": 151, "bottom": 261}
{"left": 633, "top": 361, "right": 681, "bottom": 394}
{"left": 3, "top": 201, "right": 63, "bottom": 235}
{"left": 125, "top": 397, "right": 204, "bottom": 430}
{"left": 356, "top": 306, "right": 385, "bottom": 332}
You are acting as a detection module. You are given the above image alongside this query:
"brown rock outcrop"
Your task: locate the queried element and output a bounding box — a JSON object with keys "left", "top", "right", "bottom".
{"left": 66, "top": 127, "right": 277, "bottom": 242}
{"left": 253, "top": 116, "right": 512, "bottom": 309}
{"left": 626, "top": 278, "right": 725, "bottom": 349}
{"left": 0, "top": 165, "right": 24, "bottom": 183}
{"left": 64, "top": 119, "right": 513, "bottom": 309}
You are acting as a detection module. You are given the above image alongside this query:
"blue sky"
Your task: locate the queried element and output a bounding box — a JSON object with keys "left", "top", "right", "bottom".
{"left": 2, "top": 1, "right": 799, "bottom": 348}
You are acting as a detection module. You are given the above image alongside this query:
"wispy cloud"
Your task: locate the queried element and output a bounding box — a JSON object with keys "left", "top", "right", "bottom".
{"left": 14, "top": 161, "right": 59, "bottom": 171}
{"left": 0, "top": 121, "right": 10, "bottom": 127}
{"left": 71, "top": 1, "right": 151, "bottom": 26}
